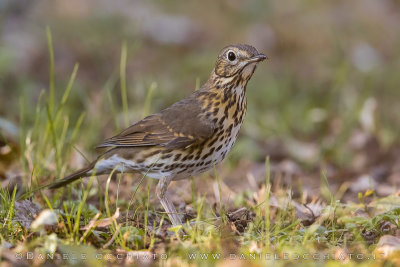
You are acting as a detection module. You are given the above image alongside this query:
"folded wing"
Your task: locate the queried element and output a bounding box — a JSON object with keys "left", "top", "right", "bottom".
{"left": 97, "top": 96, "right": 215, "bottom": 149}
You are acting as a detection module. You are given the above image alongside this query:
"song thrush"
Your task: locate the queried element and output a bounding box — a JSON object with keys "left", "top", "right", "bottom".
{"left": 49, "top": 44, "right": 267, "bottom": 225}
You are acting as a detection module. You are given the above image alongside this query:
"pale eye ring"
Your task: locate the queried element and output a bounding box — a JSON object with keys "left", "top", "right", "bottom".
{"left": 227, "top": 51, "right": 236, "bottom": 61}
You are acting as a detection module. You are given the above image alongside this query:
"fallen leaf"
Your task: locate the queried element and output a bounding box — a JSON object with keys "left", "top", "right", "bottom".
{"left": 293, "top": 203, "right": 315, "bottom": 226}
{"left": 81, "top": 208, "right": 120, "bottom": 230}
{"left": 30, "top": 209, "right": 58, "bottom": 231}
{"left": 361, "top": 229, "right": 379, "bottom": 245}
{"left": 293, "top": 198, "right": 324, "bottom": 226}
{"left": 379, "top": 220, "right": 398, "bottom": 235}
{"left": 226, "top": 207, "right": 254, "bottom": 233}
{"left": 374, "top": 235, "right": 400, "bottom": 259}
{"left": 13, "top": 200, "right": 42, "bottom": 228}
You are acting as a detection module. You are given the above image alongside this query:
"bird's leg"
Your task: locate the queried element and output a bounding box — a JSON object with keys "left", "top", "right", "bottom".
{"left": 156, "top": 176, "right": 182, "bottom": 226}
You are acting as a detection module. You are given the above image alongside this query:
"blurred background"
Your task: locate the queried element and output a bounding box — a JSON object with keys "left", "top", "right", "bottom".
{"left": 1, "top": 0, "right": 400, "bottom": 200}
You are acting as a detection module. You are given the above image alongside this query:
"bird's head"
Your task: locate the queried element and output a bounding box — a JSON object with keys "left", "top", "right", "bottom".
{"left": 213, "top": 44, "right": 267, "bottom": 82}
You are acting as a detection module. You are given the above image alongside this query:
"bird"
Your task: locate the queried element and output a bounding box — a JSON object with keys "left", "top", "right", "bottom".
{"left": 49, "top": 44, "right": 267, "bottom": 226}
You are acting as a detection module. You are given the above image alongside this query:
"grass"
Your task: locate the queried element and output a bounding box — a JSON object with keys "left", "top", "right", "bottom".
{"left": 1, "top": 30, "right": 400, "bottom": 267}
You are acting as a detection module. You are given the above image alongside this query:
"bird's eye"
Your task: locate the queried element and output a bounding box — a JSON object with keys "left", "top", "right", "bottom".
{"left": 227, "top": 51, "right": 236, "bottom": 61}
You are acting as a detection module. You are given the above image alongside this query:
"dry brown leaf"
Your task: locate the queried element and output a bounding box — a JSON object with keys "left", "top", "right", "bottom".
{"left": 226, "top": 207, "right": 254, "bottom": 233}
{"left": 374, "top": 235, "right": 400, "bottom": 259}
{"left": 13, "top": 200, "right": 42, "bottom": 229}
{"left": 292, "top": 199, "right": 323, "bottom": 226}
{"left": 80, "top": 208, "right": 120, "bottom": 230}
{"left": 30, "top": 209, "right": 57, "bottom": 231}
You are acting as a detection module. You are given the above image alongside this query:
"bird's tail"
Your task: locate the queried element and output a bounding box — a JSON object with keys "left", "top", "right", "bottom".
{"left": 48, "top": 163, "right": 95, "bottom": 189}
{"left": 17, "top": 162, "right": 98, "bottom": 200}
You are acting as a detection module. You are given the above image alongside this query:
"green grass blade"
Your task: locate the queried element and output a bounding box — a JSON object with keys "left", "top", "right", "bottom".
{"left": 7, "top": 185, "right": 17, "bottom": 229}
{"left": 73, "top": 175, "right": 95, "bottom": 239}
{"left": 142, "top": 82, "right": 157, "bottom": 117}
{"left": 264, "top": 156, "right": 271, "bottom": 247}
{"left": 46, "top": 103, "right": 61, "bottom": 175}
{"left": 46, "top": 26, "right": 55, "bottom": 114}
{"left": 120, "top": 41, "right": 129, "bottom": 127}
{"left": 61, "top": 63, "right": 79, "bottom": 106}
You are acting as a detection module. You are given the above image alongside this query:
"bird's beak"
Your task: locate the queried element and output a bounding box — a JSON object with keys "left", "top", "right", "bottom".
{"left": 247, "top": 53, "right": 268, "bottom": 63}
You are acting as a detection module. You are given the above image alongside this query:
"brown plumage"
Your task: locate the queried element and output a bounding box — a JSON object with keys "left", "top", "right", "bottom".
{"left": 49, "top": 44, "right": 267, "bottom": 225}
{"left": 97, "top": 96, "right": 214, "bottom": 149}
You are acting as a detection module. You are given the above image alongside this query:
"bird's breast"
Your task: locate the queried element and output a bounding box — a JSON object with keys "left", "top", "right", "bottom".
{"left": 186, "top": 87, "right": 247, "bottom": 173}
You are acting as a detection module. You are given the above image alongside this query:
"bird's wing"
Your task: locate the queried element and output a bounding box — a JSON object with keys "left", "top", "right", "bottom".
{"left": 97, "top": 96, "right": 215, "bottom": 149}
